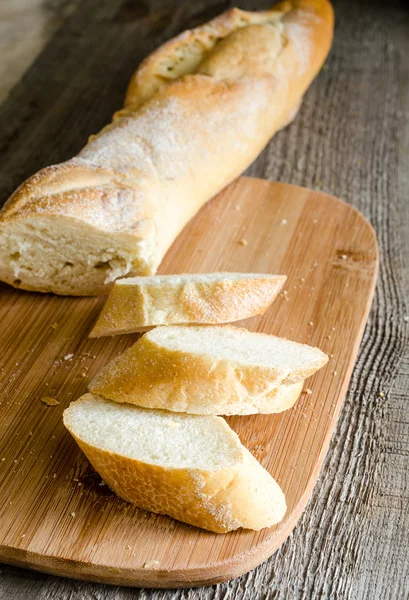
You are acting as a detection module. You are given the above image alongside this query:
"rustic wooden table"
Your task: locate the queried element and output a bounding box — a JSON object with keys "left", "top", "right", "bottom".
{"left": 0, "top": 0, "right": 408, "bottom": 598}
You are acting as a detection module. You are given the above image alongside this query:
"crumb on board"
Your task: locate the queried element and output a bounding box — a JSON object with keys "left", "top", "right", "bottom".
{"left": 50, "top": 322, "right": 58, "bottom": 329}
{"left": 378, "top": 391, "right": 385, "bottom": 398}
{"left": 41, "top": 397, "right": 60, "bottom": 407}
{"left": 281, "top": 219, "right": 288, "bottom": 225}
{"left": 143, "top": 560, "right": 160, "bottom": 569}
{"left": 238, "top": 238, "right": 248, "bottom": 246}
{"left": 305, "top": 389, "right": 313, "bottom": 395}
{"left": 64, "top": 353, "right": 74, "bottom": 361}
{"left": 71, "top": 512, "right": 76, "bottom": 517}
{"left": 308, "top": 321, "right": 314, "bottom": 326}
{"left": 340, "top": 254, "right": 347, "bottom": 260}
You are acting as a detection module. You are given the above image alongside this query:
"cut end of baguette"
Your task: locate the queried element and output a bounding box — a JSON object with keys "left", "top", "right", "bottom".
{"left": 64, "top": 394, "right": 286, "bottom": 532}
{"left": 0, "top": 215, "right": 151, "bottom": 296}
{"left": 89, "top": 272, "right": 286, "bottom": 336}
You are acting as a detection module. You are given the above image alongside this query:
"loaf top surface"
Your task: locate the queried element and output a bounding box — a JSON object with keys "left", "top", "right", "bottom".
{"left": 1, "top": 0, "right": 334, "bottom": 227}
{"left": 126, "top": 0, "right": 334, "bottom": 110}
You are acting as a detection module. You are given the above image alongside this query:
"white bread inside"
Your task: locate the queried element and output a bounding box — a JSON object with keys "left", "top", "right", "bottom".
{"left": 63, "top": 394, "right": 287, "bottom": 532}
{"left": 90, "top": 272, "right": 286, "bottom": 336}
{"left": 89, "top": 325, "right": 328, "bottom": 413}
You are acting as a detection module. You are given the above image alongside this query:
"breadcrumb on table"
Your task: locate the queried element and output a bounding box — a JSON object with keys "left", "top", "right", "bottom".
{"left": 41, "top": 397, "right": 60, "bottom": 407}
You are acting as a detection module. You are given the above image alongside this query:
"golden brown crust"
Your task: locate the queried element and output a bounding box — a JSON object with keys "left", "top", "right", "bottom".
{"left": 89, "top": 273, "right": 286, "bottom": 336}
{"left": 89, "top": 325, "right": 328, "bottom": 414}
{"left": 0, "top": 1, "right": 333, "bottom": 295}
{"left": 71, "top": 435, "right": 286, "bottom": 533}
{"left": 124, "top": 4, "right": 291, "bottom": 109}
{"left": 125, "top": 0, "right": 333, "bottom": 111}
{"left": 64, "top": 394, "right": 286, "bottom": 532}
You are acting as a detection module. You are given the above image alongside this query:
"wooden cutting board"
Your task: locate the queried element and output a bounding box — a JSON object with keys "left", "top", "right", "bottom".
{"left": 0, "top": 177, "right": 378, "bottom": 588}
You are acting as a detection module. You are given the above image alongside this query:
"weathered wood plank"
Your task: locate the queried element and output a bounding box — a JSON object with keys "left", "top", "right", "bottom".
{"left": 0, "top": 0, "right": 408, "bottom": 598}
{"left": 0, "top": 0, "right": 78, "bottom": 104}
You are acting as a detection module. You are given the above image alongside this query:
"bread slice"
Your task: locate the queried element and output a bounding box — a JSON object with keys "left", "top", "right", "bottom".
{"left": 63, "top": 394, "right": 286, "bottom": 532}
{"left": 89, "top": 325, "right": 328, "bottom": 414}
{"left": 89, "top": 272, "right": 286, "bottom": 337}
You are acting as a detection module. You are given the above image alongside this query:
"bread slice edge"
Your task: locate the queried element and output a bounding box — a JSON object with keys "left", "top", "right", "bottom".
{"left": 63, "top": 393, "right": 286, "bottom": 532}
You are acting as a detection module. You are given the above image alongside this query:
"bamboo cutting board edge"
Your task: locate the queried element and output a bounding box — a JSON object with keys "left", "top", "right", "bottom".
{"left": 0, "top": 178, "right": 379, "bottom": 588}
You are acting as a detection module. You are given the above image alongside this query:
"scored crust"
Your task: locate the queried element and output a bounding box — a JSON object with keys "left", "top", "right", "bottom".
{"left": 125, "top": 1, "right": 334, "bottom": 111}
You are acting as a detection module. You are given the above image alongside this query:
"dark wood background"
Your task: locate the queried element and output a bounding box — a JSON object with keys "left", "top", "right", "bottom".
{"left": 0, "top": 0, "right": 408, "bottom": 598}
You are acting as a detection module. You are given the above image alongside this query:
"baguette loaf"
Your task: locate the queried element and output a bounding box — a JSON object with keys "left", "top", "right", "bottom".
{"left": 90, "top": 272, "right": 286, "bottom": 336}
{"left": 89, "top": 325, "right": 327, "bottom": 414}
{"left": 0, "top": 0, "right": 334, "bottom": 295}
{"left": 63, "top": 394, "right": 287, "bottom": 532}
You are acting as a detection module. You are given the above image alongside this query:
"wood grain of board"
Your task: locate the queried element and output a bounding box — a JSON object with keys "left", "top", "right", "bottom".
{"left": 0, "top": 177, "right": 378, "bottom": 587}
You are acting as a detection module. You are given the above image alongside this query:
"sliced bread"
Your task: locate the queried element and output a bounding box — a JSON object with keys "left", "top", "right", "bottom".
{"left": 89, "top": 272, "right": 286, "bottom": 336}
{"left": 89, "top": 325, "right": 328, "bottom": 414}
{"left": 63, "top": 393, "right": 286, "bottom": 532}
